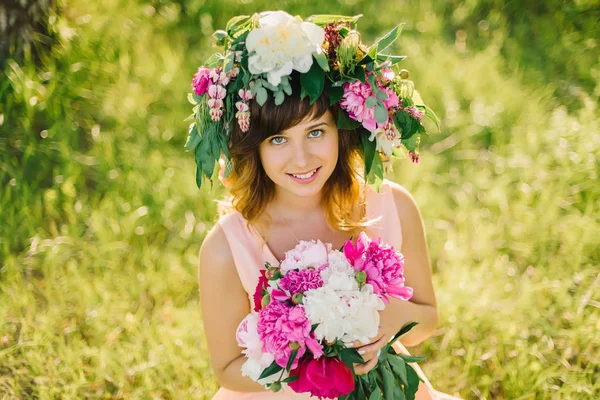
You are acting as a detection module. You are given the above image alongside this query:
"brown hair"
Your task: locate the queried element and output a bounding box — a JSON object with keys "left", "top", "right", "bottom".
{"left": 221, "top": 73, "right": 375, "bottom": 239}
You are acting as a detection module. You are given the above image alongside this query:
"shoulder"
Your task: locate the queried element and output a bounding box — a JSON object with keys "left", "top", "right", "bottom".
{"left": 198, "top": 221, "right": 235, "bottom": 278}
{"left": 385, "top": 180, "right": 423, "bottom": 225}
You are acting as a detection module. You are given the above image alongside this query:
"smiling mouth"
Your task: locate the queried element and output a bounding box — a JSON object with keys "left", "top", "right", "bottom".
{"left": 287, "top": 167, "right": 320, "bottom": 179}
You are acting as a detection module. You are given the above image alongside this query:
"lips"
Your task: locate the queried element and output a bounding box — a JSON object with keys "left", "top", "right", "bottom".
{"left": 287, "top": 167, "right": 320, "bottom": 179}
{"left": 286, "top": 167, "right": 321, "bottom": 183}
{"left": 288, "top": 167, "right": 319, "bottom": 175}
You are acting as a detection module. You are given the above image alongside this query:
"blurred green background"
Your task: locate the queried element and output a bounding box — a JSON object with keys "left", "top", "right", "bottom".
{"left": 1, "top": 0, "right": 599, "bottom": 398}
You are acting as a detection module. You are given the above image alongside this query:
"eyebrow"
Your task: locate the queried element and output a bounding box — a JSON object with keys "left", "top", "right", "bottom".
{"left": 270, "top": 121, "right": 329, "bottom": 139}
{"left": 304, "top": 122, "right": 328, "bottom": 131}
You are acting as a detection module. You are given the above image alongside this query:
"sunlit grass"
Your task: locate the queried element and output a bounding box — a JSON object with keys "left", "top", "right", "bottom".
{"left": 1, "top": 0, "right": 598, "bottom": 398}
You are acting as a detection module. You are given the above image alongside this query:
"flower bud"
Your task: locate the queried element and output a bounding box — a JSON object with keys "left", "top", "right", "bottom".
{"left": 400, "top": 69, "right": 410, "bottom": 79}
{"left": 291, "top": 293, "right": 304, "bottom": 305}
{"left": 355, "top": 270, "right": 367, "bottom": 284}
{"left": 261, "top": 294, "right": 271, "bottom": 308}
{"left": 270, "top": 381, "right": 282, "bottom": 392}
{"left": 289, "top": 341, "right": 301, "bottom": 350}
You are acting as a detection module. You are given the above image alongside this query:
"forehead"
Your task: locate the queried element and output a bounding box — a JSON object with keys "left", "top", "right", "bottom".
{"left": 279, "top": 109, "right": 335, "bottom": 134}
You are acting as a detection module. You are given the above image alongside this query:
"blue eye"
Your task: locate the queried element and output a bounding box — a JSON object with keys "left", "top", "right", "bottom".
{"left": 270, "top": 136, "right": 286, "bottom": 145}
{"left": 309, "top": 129, "right": 324, "bottom": 138}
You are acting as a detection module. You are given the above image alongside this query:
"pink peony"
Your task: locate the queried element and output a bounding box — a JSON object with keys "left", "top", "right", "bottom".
{"left": 279, "top": 268, "right": 324, "bottom": 295}
{"left": 344, "top": 232, "right": 413, "bottom": 304}
{"left": 257, "top": 302, "right": 323, "bottom": 369}
{"left": 280, "top": 240, "right": 330, "bottom": 273}
{"left": 289, "top": 356, "right": 355, "bottom": 399}
{"left": 339, "top": 73, "right": 399, "bottom": 132}
{"left": 192, "top": 67, "right": 211, "bottom": 96}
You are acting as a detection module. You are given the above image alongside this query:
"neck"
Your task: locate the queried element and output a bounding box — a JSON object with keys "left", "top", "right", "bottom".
{"left": 268, "top": 187, "right": 324, "bottom": 221}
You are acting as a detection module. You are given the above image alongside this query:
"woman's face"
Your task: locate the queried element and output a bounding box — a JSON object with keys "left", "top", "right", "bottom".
{"left": 258, "top": 109, "right": 339, "bottom": 199}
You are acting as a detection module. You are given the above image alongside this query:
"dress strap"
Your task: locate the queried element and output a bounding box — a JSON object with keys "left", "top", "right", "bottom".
{"left": 217, "top": 212, "right": 265, "bottom": 299}
{"left": 366, "top": 179, "right": 404, "bottom": 251}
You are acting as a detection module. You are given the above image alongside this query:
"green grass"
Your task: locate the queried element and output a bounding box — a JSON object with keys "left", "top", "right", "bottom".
{"left": 1, "top": 0, "right": 599, "bottom": 398}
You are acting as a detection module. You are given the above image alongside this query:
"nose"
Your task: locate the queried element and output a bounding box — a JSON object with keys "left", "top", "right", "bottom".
{"left": 292, "top": 140, "right": 310, "bottom": 168}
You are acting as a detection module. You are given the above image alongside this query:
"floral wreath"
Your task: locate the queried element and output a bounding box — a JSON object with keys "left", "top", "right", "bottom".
{"left": 185, "top": 11, "right": 439, "bottom": 192}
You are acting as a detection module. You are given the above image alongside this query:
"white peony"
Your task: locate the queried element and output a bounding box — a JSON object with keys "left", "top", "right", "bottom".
{"left": 303, "top": 282, "right": 385, "bottom": 345}
{"left": 246, "top": 11, "right": 325, "bottom": 86}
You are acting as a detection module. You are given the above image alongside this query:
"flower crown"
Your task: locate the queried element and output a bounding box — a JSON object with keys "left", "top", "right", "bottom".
{"left": 185, "top": 11, "right": 439, "bottom": 191}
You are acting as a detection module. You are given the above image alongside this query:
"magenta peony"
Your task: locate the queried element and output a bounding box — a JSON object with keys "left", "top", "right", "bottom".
{"left": 344, "top": 232, "right": 413, "bottom": 304}
{"left": 257, "top": 302, "right": 322, "bottom": 369}
{"left": 253, "top": 270, "right": 269, "bottom": 312}
{"left": 289, "top": 356, "right": 355, "bottom": 399}
{"left": 191, "top": 67, "right": 211, "bottom": 96}
{"left": 279, "top": 268, "right": 324, "bottom": 295}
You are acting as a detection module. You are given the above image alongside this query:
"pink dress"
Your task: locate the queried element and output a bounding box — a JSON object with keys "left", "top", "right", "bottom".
{"left": 212, "top": 179, "right": 460, "bottom": 399}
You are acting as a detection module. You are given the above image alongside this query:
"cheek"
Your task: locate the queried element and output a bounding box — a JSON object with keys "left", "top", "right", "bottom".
{"left": 259, "top": 146, "right": 287, "bottom": 176}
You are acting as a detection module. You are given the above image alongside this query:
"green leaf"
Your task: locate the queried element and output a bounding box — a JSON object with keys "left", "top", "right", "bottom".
{"left": 368, "top": 389, "right": 383, "bottom": 400}
{"left": 300, "top": 86, "right": 308, "bottom": 100}
{"left": 387, "top": 355, "right": 408, "bottom": 386}
{"left": 377, "top": 54, "right": 406, "bottom": 65}
{"left": 375, "top": 90, "right": 388, "bottom": 101}
{"left": 184, "top": 124, "right": 201, "bottom": 152}
{"left": 327, "top": 85, "right": 344, "bottom": 105}
{"left": 311, "top": 323, "right": 319, "bottom": 332}
{"left": 286, "top": 349, "right": 298, "bottom": 372}
{"left": 394, "top": 386, "right": 406, "bottom": 400}
{"left": 305, "top": 14, "right": 363, "bottom": 25}
{"left": 313, "top": 52, "right": 330, "bottom": 72}
{"left": 381, "top": 362, "right": 395, "bottom": 400}
{"left": 365, "top": 96, "right": 377, "bottom": 108}
{"left": 361, "top": 131, "right": 376, "bottom": 177}
{"left": 258, "top": 360, "right": 283, "bottom": 380}
{"left": 358, "top": 45, "right": 378, "bottom": 66}
{"left": 195, "top": 164, "right": 203, "bottom": 189}
{"left": 374, "top": 104, "right": 388, "bottom": 124}
{"left": 405, "top": 365, "right": 420, "bottom": 400}
{"left": 401, "top": 132, "right": 420, "bottom": 153}
{"left": 262, "top": 80, "right": 279, "bottom": 92}
{"left": 226, "top": 15, "right": 250, "bottom": 35}
{"left": 366, "top": 152, "right": 384, "bottom": 193}
{"left": 393, "top": 110, "right": 419, "bottom": 140}
{"left": 282, "top": 80, "right": 292, "bottom": 96}
{"left": 399, "top": 354, "right": 426, "bottom": 363}
{"left": 256, "top": 87, "right": 268, "bottom": 106}
{"left": 357, "top": 377, "right": 365, "bottom": 399}
{"left": 417, "top": 104, "right": 440, "bottom": 132}
{"left": 337, "top": 110, "right": 361, "bottom": 130}
{"left": 300, "top": 61, "right": 325, "bottom": 105}
{"left": 282, "top": 375, "right": 299, "bottom": 383}
{"left": 388, "top": 322, "right": 419, "bottom": 345}
{"left": 274, "top": 90, "right": 285, "bottom": 106}
{"left": 204, "top": 52, "right": 224, "bottom": 68}
{"left": 352, "top": 66, "right": 366, "bottom": 82}
{"left": 340, "top": 348, "right": 366, "bottom": 365}
{"left": 372, "top": 24, "right": 404, "bottom": 53}
{"left": 187, "top": 93, "right": 197, "bottom": 105}
{"left": 212, "top": 30, "right": 228, "bottom": 45}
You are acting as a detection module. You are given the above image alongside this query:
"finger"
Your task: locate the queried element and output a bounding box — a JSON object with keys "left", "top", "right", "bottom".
{"left": 353, "top": 353, "right": 380, "bottom": 375}
{"left": 357, "top": 335, "right": 387, "bottom": 355}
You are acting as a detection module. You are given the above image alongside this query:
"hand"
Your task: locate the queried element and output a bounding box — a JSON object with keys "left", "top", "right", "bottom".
{"left": 349, "top": 323, "right": 392, "bottom": 375}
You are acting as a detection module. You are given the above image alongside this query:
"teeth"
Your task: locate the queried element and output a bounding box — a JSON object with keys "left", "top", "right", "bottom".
{"left": 292, "top": 169, "right": 317, "bottom": 179}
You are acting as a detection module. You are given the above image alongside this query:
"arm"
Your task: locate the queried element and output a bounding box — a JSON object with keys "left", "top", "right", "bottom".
{"left": 384, "top": 183, "right": 439, "bottom": 347}
{"left": 198, "top": 223, "right": 266, "bottom": 392}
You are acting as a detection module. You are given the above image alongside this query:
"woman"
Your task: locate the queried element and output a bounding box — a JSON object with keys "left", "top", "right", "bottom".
{"left": 192, "top": 11, "right": 460, "bottom": 399}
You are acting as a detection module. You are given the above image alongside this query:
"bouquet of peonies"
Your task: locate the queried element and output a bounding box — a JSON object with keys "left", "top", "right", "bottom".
{"left": 236, "top": 232, "right": 425, "bottom": 399}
